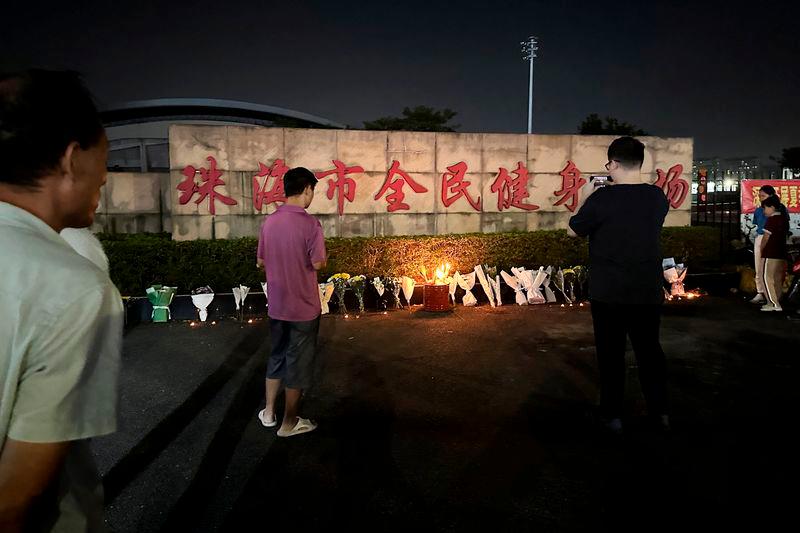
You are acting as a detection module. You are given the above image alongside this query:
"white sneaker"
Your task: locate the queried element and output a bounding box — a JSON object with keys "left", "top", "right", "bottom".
{"left": 750, "top": 293, "right": 767, "bottom": 304}
{"left": 761, "top": 304, "right": 783, "bottom": 312}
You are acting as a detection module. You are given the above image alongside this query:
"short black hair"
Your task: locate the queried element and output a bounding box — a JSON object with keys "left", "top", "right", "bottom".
{"left": 761, "top": 196, "right": 780, "bottom": 209}
{"left": 607, "top": 136, "right": 645, "bottom": 169}
{"left": 283, "top": 167, "right": 317, "bottom": 197}
{"left": 0, "top": 69, "right": 104, "bottom": 188}
{"left": 760, "top": 185, "right": 776, "bottom": 196}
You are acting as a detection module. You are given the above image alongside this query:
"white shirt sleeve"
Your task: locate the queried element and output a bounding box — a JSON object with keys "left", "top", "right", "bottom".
{"left": 8, "top": 283, "right": 122, "bottom": 443}
{"left": 60, "top": 228, "right": 110, "bottom": 273}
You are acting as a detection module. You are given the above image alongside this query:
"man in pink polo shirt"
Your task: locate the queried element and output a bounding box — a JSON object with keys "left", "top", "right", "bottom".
{"left": 256, "top": 167, "right": 327, "bottom": 437}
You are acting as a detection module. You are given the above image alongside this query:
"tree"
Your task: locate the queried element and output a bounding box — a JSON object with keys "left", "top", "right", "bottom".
{"left": 777, "top": 147, "right": 800, "bottom": 171}
{"left": 578, "top": 113, "right": 648, "bottom": 136}
{"left": 364, "top": 106, "right": 460, "bottom": 132}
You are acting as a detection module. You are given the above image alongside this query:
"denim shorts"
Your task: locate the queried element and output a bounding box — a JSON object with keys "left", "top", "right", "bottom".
{"left": 267, "top": 316, "right": 320, "bottom": 390}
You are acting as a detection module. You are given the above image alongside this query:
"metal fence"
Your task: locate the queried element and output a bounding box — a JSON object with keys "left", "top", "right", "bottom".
{"left": 691, "top": 190, "right": 742, "bottom": 259}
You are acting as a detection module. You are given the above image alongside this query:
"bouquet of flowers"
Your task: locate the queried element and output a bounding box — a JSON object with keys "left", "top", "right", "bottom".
{"left": 401, "top": 276, "right": 416, "bottom": 308}
{"left": 474, "top": 265, "right": 493, "bottom": 307}
{"left": 191, "top": 286, "right": 214, "bottom": 322}
{"left": 384, "top": 277, "right": 403, "bottom": 308}
{"left": 542, "top": 266, "right": 558, "bottom": 303}
{"left": 484, "top": 265, "right": 502, "bottom": 306}
{"left": 349, "top": 275, "right": 367, "bottom": 314}
{"left": 232, "top": 284, "right": 250, "bottom": 321}
{"left": 454, "top": 271, "right": 477, "bottom": 306}
{"left": 571, "top": 266, "right": 589, "bottom": 301}
{"left": 328, "top": 273, "right": 351, "bottom": 313}
{"left": 319, "top": 282, "right": 334, "bottom": 314}
{"left": 146, "top": 284, "right": 177, "bottom": 322}
{"left": 372, "top": 277, "right": 387, "bottom": 311}
{"left": 501, "top": 270, "right": 528, "bottom": 306}
{"left": 554, "top": 268, "right": 572, "bottom": 304}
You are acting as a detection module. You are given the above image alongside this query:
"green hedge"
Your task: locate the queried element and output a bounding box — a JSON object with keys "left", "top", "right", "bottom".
{"left": 100, "top": 227, "right": 720, "bottom": 296}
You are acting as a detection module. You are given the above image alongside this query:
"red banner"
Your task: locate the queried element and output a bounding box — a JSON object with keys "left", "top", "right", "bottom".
{"left": 740, "top": 180, "right": 800, "bottom": 214}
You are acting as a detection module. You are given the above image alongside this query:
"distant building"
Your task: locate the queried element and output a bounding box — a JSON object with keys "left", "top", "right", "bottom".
{"left": 101, "top": 98, "right": 347, "bottom": 172}
{"left": 783, "top": 168, "right": 800, "bottom": 179}
{"left": 692, "top": 156, "right": 782, "bottom": 194}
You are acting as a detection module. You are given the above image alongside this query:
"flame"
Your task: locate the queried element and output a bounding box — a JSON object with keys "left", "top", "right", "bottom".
{"left": 434, "top": 262, "right": 452, "bottom": 285}
{"left": 666, "top": 289, "right": 703, "bottom": 302}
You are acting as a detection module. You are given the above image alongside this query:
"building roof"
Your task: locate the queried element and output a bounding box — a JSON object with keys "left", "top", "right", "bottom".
{"left": 100, "top": 98, "right": 347, "bottom": 129}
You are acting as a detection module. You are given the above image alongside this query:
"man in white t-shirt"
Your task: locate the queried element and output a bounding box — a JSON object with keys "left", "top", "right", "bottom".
{"left": 0, "top": 70, "right": 123, "bottom": 532}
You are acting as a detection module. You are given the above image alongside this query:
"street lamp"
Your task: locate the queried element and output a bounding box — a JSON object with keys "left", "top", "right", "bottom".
{"left": 520, "top": 36, "right": 540, "bottom": 134}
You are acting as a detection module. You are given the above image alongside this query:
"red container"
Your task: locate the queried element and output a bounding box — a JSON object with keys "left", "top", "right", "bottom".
{"left": 423, "top": 284, "right": 451, "bottom": 312}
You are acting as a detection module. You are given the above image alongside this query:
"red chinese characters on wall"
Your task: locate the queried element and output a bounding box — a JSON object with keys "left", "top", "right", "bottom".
{"left": 253, "top": 159, "right": 289, "bottom": 211}
{"left": 441, "top": 162, "right": 482, "bottom": 211}
{"left": 178, "top": 156, "right": 238, "bottom": 215}
{"left": 654, "top": 164, "right": 689, "bottom": 209}
{"left": 315, "top": 160, "right": 365, "bottom": 215}
{"left": 490, "top": 162, "right": 539, "bottom": 211}
{"left": 553, "top": 161, "right": 586, "bottom": 213}
{"left": 177, "top": 154, "right": 692, "bottom": 215}
{"left": 375, "top": 160, "right": 429, "bottom": 212}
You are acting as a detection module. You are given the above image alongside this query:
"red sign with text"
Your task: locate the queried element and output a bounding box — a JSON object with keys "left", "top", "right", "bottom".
{"left": 741, "top": 180, "right": 800, "bottom": 214}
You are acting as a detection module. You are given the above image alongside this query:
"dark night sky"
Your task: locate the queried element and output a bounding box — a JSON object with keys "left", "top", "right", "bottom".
{"left": 2, "top": 0, "right": 798, "bottom": 161}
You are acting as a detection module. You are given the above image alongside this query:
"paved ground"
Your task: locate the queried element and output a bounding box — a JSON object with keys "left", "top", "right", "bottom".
{"left": 93, "top": 296, "right": 800, "bottom": 532}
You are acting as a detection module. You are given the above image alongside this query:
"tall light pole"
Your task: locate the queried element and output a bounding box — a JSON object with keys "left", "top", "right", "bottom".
{"left": 521, "top": 36, "right": 539, "bottom": 134}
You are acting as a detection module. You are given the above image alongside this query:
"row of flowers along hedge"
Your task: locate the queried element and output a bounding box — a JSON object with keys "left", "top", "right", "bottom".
{"left": 99, "top": 227, "right": 720, "bottom": 297}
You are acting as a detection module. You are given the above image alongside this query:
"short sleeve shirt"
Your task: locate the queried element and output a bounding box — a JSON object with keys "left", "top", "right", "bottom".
{"left": 569, "top": 184, "right": 669, "bottom": 304}
{"left": 763, "top": 214, "right": 787, "bottom": 259}
{"left": 0, "top": 201, "right": 123, "bottom": 532}
{"left": 258, "top": 205, "right": 326, "bottom": 321}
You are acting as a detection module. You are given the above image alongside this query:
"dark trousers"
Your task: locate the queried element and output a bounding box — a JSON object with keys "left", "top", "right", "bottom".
{"left": 590, "top": 300, "right": 668, "bottom": 419}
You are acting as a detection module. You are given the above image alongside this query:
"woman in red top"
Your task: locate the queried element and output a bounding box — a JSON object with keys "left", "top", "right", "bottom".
{"left": 760, "top": 196, "right": 787, "bottom": 312}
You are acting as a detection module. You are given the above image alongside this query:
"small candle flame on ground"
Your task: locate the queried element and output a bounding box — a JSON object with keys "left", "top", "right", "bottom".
{"left": 190, "top": 322, "right": 196, "bottom": 327}
{"left": 666, "top": 289, "right": 703, "bottom": 301}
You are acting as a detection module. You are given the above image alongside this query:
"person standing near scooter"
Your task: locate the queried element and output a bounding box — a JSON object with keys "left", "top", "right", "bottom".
{"left": 751, "top": 185, "right": 790, "bottom": 305}
{"left": 760, "top": 195, "right": 788, "bottom": 312}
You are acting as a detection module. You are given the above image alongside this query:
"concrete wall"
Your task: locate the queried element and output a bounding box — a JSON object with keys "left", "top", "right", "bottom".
{"left": 99, "top": 125, "right": 694, "bottom": 239}
{"left": 93, "top": 172, "right": 170, "bottom": 234}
